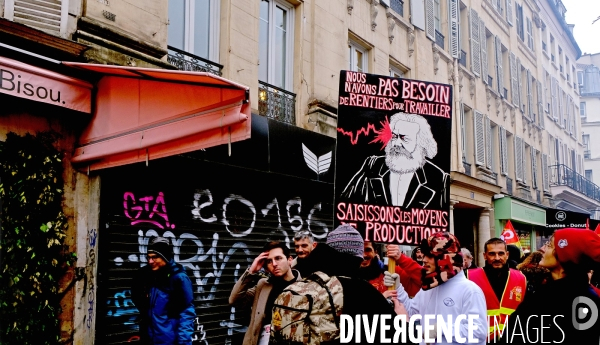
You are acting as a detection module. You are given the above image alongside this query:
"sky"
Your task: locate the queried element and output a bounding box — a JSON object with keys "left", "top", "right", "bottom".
{"left": 560, "top": 0, "right": 600, "bottom": 55}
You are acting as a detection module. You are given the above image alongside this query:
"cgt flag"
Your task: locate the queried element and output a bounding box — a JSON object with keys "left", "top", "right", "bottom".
{"left": 500, "top": 220, "right": 522, "bottom": 252}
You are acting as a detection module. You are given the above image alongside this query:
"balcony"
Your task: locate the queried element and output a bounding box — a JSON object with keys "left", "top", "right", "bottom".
{"left": 435, "top": 30, "right": 445, "bottom": 50}
{"left": 463, "top": 161, "right": 472, "bottom": 176}
{"left": 258, "top": 81, "right": 296, "bottom": 125}
{"left": 459, "top": 50, "right": 467, "bottom": 67}
{"left": 506, "top": 177, "right": 513, "bottom": 195}
{"left": 167, "top": 46, "right": 223, "bottom": 76}
{"left": 549, "top": 164, "right": 600, "bottom": 202}
{"left": 390, "top": 0, "right": 404, "bottom": 16}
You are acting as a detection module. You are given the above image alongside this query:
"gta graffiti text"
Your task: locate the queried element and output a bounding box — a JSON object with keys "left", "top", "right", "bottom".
{"left": 124, "top": 191, "right": 175, "bottom": 229}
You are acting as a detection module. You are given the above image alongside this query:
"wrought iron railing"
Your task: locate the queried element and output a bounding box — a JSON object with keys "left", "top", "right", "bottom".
{"left": 258, "top": 81, "right": 296, "bottom": 125}
{"left": 463, "top": 161, "right": 472, "bottom": 176}
{"left": 459, "top": 50, "right": 467, "bottom": 67}
{"left": 435, "top": 30, "right": 445, "bottom": 49}
{"left": 390, "top": 0, "right": 404, "bottom": 16}
{"left": 549, "top": 164, "right": 600, "bottom": 202}
{"left": 506, "top": 177, "right": 513, "bottom": 195}
{"left": 167, "top": 46, "right": 223, "bottom": 76}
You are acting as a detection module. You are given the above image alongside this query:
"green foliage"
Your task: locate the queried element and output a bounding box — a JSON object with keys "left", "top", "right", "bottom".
{"left": 0, "top": 132, "right": 74, "bottom": 345}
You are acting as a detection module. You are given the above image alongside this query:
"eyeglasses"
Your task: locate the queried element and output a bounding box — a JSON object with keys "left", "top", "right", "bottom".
{"left": 147, "top": 254, "right": 161, "bottom": 261}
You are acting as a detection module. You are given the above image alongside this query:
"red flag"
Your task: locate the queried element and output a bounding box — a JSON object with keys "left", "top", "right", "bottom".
{"left": 501, "top": 220, "right": 522, "bottom": 251}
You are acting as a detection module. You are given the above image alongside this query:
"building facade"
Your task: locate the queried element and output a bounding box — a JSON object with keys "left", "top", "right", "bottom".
{"left": 577, "top": 52, "right": 600, "bottom": 220}
{"left": 1, "top": 0, "right": 598, "bottom": 344}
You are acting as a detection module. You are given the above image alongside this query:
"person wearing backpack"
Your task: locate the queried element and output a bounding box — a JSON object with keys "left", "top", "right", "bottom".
{"left": 270, "top": 224, "right": 410, "bottom": 345}
{"left": 131, "top": 237, "right": 196, "bottom": 345}
{"left": 229, "top": 241, "right": 302, "bottom": 345}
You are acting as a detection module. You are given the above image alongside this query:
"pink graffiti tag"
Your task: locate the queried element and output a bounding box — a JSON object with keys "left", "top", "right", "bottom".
{"left": 123, "top": 192, "right": 175, "bottom": 229}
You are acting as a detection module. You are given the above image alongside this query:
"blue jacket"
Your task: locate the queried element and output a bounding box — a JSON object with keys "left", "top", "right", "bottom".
{"left": 132, "top": 260, "right": 196, "bottom": 345}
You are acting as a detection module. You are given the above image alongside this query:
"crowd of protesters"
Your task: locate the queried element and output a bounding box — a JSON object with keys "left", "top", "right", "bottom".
{"left": 223, "top": 225, "right": 600, "bottom": 345}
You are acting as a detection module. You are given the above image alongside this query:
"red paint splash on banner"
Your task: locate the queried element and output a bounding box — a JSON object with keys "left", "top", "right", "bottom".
{"left": 370, "top": 117, "right": 392, "bottom": 150}
{"left": 337, "top": 116, "right": 392, "bottom": 150}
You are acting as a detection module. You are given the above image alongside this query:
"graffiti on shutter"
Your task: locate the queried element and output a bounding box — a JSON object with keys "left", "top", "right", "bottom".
{"left": 474, "top": 110, "right": 485, "bottom": 166}
{"left": 449, "top": 0, "right": 460, "bottom": 58}
{"left": 470, "top": 9, "right": 481, "bottom": 77}
{"left": 480, "top": 19, "right": 488, "bottom": 85}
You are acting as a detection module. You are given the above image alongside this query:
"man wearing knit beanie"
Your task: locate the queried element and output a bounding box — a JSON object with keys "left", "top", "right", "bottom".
{"left": 131, "top": 237, "right": 196, "bottom": 344}
{"left": 498, "top": 228, "right": 600, "bottom": 344}
{"left": 286, "top": 224, "right": 406, "bottom": 343}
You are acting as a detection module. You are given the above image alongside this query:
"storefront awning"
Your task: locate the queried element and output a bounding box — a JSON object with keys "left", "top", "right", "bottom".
{"left": 63, "top": 62, "right": 251, "bottom": 171}
{"left": 0, "top": 56, "right": 92, "bottom": 112}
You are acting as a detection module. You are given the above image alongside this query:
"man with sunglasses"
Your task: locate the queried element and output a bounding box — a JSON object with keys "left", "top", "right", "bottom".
{"left": 229, "top": 241, "right": 301, "bottom": 345}
{"left": 131, "top": 237, "right": 196, "bottom": 345}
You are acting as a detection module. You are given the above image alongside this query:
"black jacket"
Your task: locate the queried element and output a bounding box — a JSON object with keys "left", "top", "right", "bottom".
{"left": 340, "top": 155, "right": 449, "bottom": 208}
{"left": 498, "top": 274, "right": 600, "bottom": 344}
{"left": 292, "top": 243, "right": 413, "bottom": 344}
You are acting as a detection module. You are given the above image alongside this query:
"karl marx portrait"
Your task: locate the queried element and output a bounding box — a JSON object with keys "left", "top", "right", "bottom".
{"left": 341, "top": 112, "right": 449, "bottom": 209}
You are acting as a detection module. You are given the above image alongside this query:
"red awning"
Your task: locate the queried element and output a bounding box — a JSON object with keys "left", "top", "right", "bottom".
{"left": 63, "top": 62, "right": 251, "bottom": 171}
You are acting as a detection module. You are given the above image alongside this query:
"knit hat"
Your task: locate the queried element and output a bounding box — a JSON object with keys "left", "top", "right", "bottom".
{"left": 553, "top": 228, "right": 600, "bottom": 267}
{"left": 326, "top": 224, "right": 364, "bottom": 259}
{"left": 148, "top": 237, "right": 173, "bottom": 262}
{"left": 419, "top": 232, "right": 463, "bottom": 290}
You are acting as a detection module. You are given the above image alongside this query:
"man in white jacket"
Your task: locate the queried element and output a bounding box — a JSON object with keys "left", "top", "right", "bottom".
{"left": 385, "top": 232, "right": 487, "bottom": 345}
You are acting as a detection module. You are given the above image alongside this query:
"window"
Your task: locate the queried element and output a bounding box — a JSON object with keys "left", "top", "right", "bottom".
{"left": 581, "top": 102, "right": 586, "bottom": 117}
{"left": 3, "top": 0, "right": 68, "bottom": 37}
{"left": 578, "top": 71, "right": 584, "bottom": 86}
{"left": 526, "top": 17, "right": 534, "bottom": 51}
{"left": 586, "top": 170, "right": 593, "bottom": 181}
{"left": 349, "top": 41, "right": 368, "bottom": 73}
{"left": 584, "top": 134, "right": 590, "bottom": 159}
{"left": 434, "top": 0, "right": 441, "bottom": 32}
{"left": 516, "top": 3, "right": 524, "bottom": 41}
{"left": 390, "top": 65, "right": 405, "bottom": 78}
{"left": 168, "top": 0, "right": 219, "bottom": 62}
{"left": 259, "top": 0, "right": 295, "bottom": 90}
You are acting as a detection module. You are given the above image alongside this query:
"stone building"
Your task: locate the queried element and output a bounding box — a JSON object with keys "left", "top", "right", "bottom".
{"left": 577, "top": 52, "right": 600, "bottom": 220}
{"left": 1, "top": 0, "right": 598, "bottom": 344}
